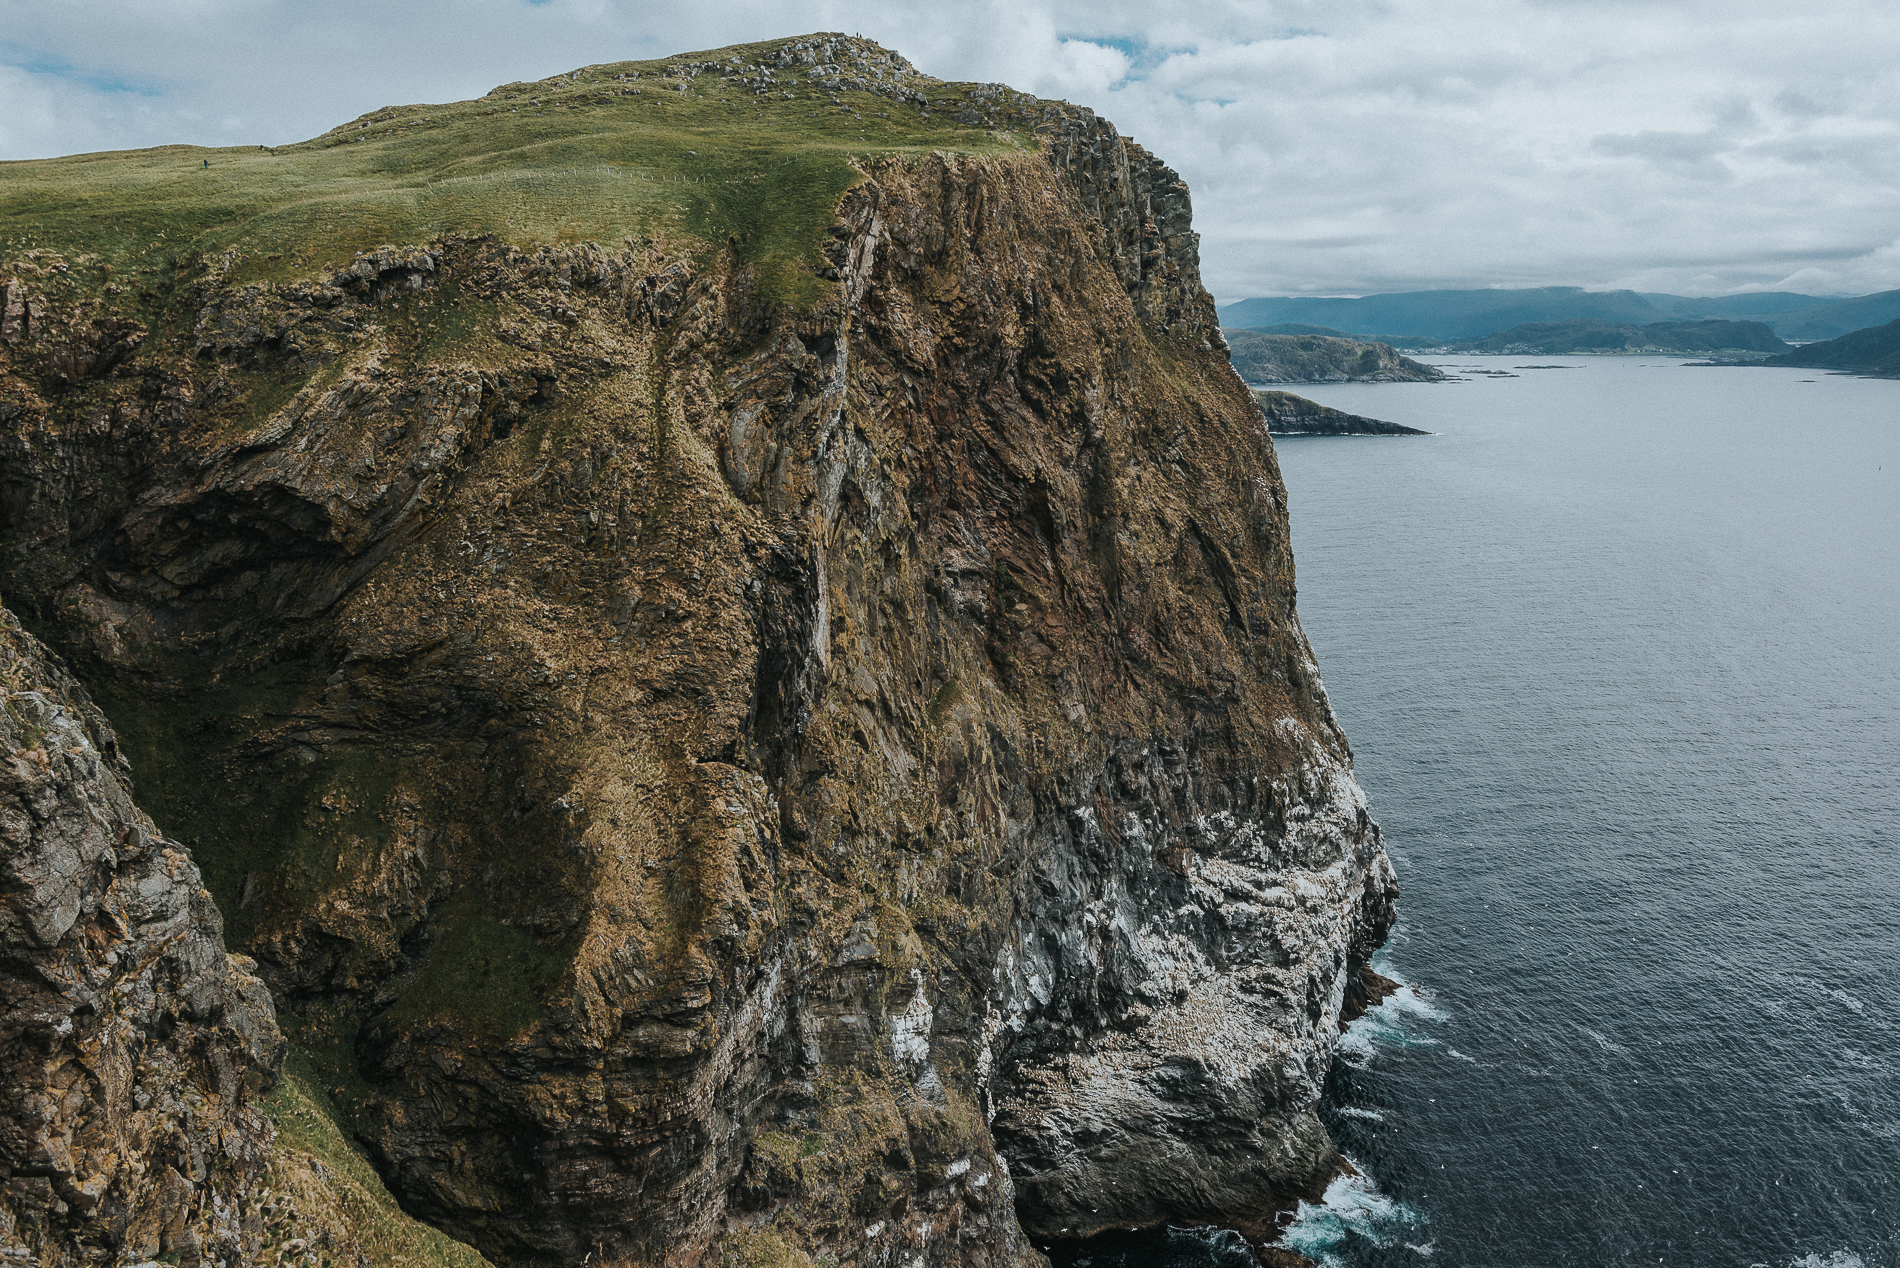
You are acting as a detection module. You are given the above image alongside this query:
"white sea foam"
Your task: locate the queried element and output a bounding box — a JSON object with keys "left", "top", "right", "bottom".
{"left": 1338, "top": 977, "right": 1446, "bottom": 1066}
{"left": 1279, "top": 1164, "right": 1424, "bottom": 1266}
{"left": 1388, "top": 983, "right": 1448, "bottom": 1021}
{"left": 1583, "top": 1027, "right": 1627, "bottom": 1054}
{"left": 1828, "top": 989, "right": 1866, "bottom": 1016}
{"left": 1336, "top": 1105, "right": 1386, "bottom": 1122}
{"left": 1789, "top": 1252, "right": 1865, "bottom": 1268}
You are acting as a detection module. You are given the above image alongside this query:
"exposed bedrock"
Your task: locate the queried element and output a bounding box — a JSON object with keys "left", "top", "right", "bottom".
{"left": 0, "top": 120, "right": 1396, "bottom": 1267}
{"left": 0, "top": 604, "right": 284, "bottom": 1268}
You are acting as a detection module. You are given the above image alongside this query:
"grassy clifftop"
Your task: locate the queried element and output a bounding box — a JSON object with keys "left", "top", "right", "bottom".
{"left": 0, "top": 33, "right": 1062, "bottom": 305}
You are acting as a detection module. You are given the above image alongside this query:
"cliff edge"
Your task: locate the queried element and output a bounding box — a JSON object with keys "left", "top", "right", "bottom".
{"left": 0, "top": 34, "right": 1396, "bottom": 1268}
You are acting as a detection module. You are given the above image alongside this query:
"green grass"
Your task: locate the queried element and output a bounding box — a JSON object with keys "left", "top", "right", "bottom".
{"left": 0, "top": 33, "right": 1046, "bottom": 309}
{"left": 263, "top": 1057, "right": 495, "bottom": 1268}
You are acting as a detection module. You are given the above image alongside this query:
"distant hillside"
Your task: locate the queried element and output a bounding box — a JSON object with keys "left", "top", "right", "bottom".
{"left": 1759, "top": 318, "right": 1900, "bottom": 375}
{"left": 1254, "top": 390, "right": 1429, "bottom": 435}
{"left": 1452, "top": 319, "right": 1788, "bottom": 355}
{"left": 1223, "top": 329, "right": 1445, "bottom": 384}
{"left": 1640, "top": 291, "right": 1824, "bottom": 319}
{"left": 1219, "top": 286, "right": 1900, "bottom": 342}
{"left": 1252, "top": 322, "right": 1354, "bottom": 337}
{"left": 1768, "top": 290, "right": 1900, "bottom": 342}
{"left": 1220, "top": 288, "right": 1660, "bottom": 341}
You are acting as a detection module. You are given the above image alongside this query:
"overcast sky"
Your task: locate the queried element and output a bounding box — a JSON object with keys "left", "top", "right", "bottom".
{"left": 4, "top": 0, "right": 1897, "bottom": 300}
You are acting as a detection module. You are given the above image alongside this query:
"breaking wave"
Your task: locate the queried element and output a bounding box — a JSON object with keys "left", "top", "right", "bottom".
{"left": 1279, "top": 1166, "right": 1428, "bottom": 1266}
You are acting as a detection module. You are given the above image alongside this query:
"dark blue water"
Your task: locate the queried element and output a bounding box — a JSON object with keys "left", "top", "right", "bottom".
{"left": 1064, "top": 358, "right": 1900, "bottom": 1268}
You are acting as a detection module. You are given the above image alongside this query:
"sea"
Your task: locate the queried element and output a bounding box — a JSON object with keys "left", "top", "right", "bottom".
{"left": 1049, "top": 356, "right": 1900, "bottom": 1268}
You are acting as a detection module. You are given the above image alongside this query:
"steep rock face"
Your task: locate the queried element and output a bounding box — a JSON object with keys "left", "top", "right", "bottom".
{"left": 1044, "top": 118, "right": 1215, "bottom": 346}
{"left": 0, "top": 81, "right": 1396, "bottom": 1268}
{"left": 0, "top": 604, "right": 283, "bottom": 1268}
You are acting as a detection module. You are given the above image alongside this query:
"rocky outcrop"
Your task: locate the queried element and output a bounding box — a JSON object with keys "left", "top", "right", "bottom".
{"left": 1223, "top": 330, "right": 1444, "bottom": 385}
{"left": 1046, "top": 118, "right": 1217, "bottom": 347}
{"left": 0, "top": 603, "right": 283, "bottom": 1268}
{"left": 0, "top": 36, "right": 1397, "bottom": 1268}
{"left": 1253, "top": 391, "right": 1428, "bottom": 437}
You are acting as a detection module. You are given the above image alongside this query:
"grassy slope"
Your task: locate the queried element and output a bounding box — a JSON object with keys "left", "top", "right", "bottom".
{"left": 0, "top": 33, "right": 1045, "bottom": 307}
{"left": 263, "top": 1057, "right": 496, "bottom": 1268}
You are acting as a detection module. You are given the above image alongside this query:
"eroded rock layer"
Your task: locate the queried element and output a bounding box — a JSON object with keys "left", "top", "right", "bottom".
{"left": 0, "top": 44, "right": 1396, "bottom": 1268}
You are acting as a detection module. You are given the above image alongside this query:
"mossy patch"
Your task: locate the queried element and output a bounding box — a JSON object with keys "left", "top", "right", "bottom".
{"left": 926, "top": 676, "right": 963, "bottom": 726}
{"left": 381, "top": 886, "right": 578, "bottom": 1037}
{"left": 715, "top": 1224, "right": 823, "bottom": 1268}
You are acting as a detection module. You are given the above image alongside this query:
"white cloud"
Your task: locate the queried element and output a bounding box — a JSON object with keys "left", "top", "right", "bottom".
{"left": 3, "top": 0, "right": 1897, "bottom": 298}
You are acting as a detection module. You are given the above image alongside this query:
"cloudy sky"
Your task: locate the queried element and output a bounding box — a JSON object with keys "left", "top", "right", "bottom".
{"left": 4, "top": 0, "right": 1897, "bottom": 300}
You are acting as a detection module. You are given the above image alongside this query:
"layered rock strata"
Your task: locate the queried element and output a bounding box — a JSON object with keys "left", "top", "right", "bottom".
{"left": 0, "top": 42, "right": 1397, "bottom": 1268}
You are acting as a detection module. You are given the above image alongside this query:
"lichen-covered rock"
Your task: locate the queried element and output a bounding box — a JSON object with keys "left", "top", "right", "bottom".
{"left": 0, "top": 38, "right": 1397, "bottom": 1268}
{"left": 0, "top": 603, "right": 283, "bottom": 1268}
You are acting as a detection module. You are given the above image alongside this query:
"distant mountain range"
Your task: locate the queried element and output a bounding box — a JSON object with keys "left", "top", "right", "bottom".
{"left": 1759, "top": 318, "right": 1900, "bottom": 375}
{"left": 1451, "top": 318, "right": 1788, "bottom": 356}
{"left": 1218, "top": 286, "right": 1900, "bottom": 343}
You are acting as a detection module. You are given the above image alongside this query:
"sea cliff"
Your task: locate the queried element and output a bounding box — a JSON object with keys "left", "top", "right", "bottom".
{"left": 0, "top": 34, "right": 1396, "bottom": 1267}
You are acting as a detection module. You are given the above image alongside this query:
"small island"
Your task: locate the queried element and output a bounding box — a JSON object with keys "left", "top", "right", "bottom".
{"left": 1255, "top": 389, "right": 1430, "bottom": 435}
{"left": 1224, "top": 326, "right": 1447, "bottom": 384}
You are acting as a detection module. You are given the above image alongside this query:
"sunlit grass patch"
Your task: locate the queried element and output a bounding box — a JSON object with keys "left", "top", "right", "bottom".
{"left": 1, "top": 32, "right": 1056, "bottom": 308}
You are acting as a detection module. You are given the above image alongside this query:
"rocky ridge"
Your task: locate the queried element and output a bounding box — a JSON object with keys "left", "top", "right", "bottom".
{"left": 1, "top": 34, "right": 1396, "bottom": 1268}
